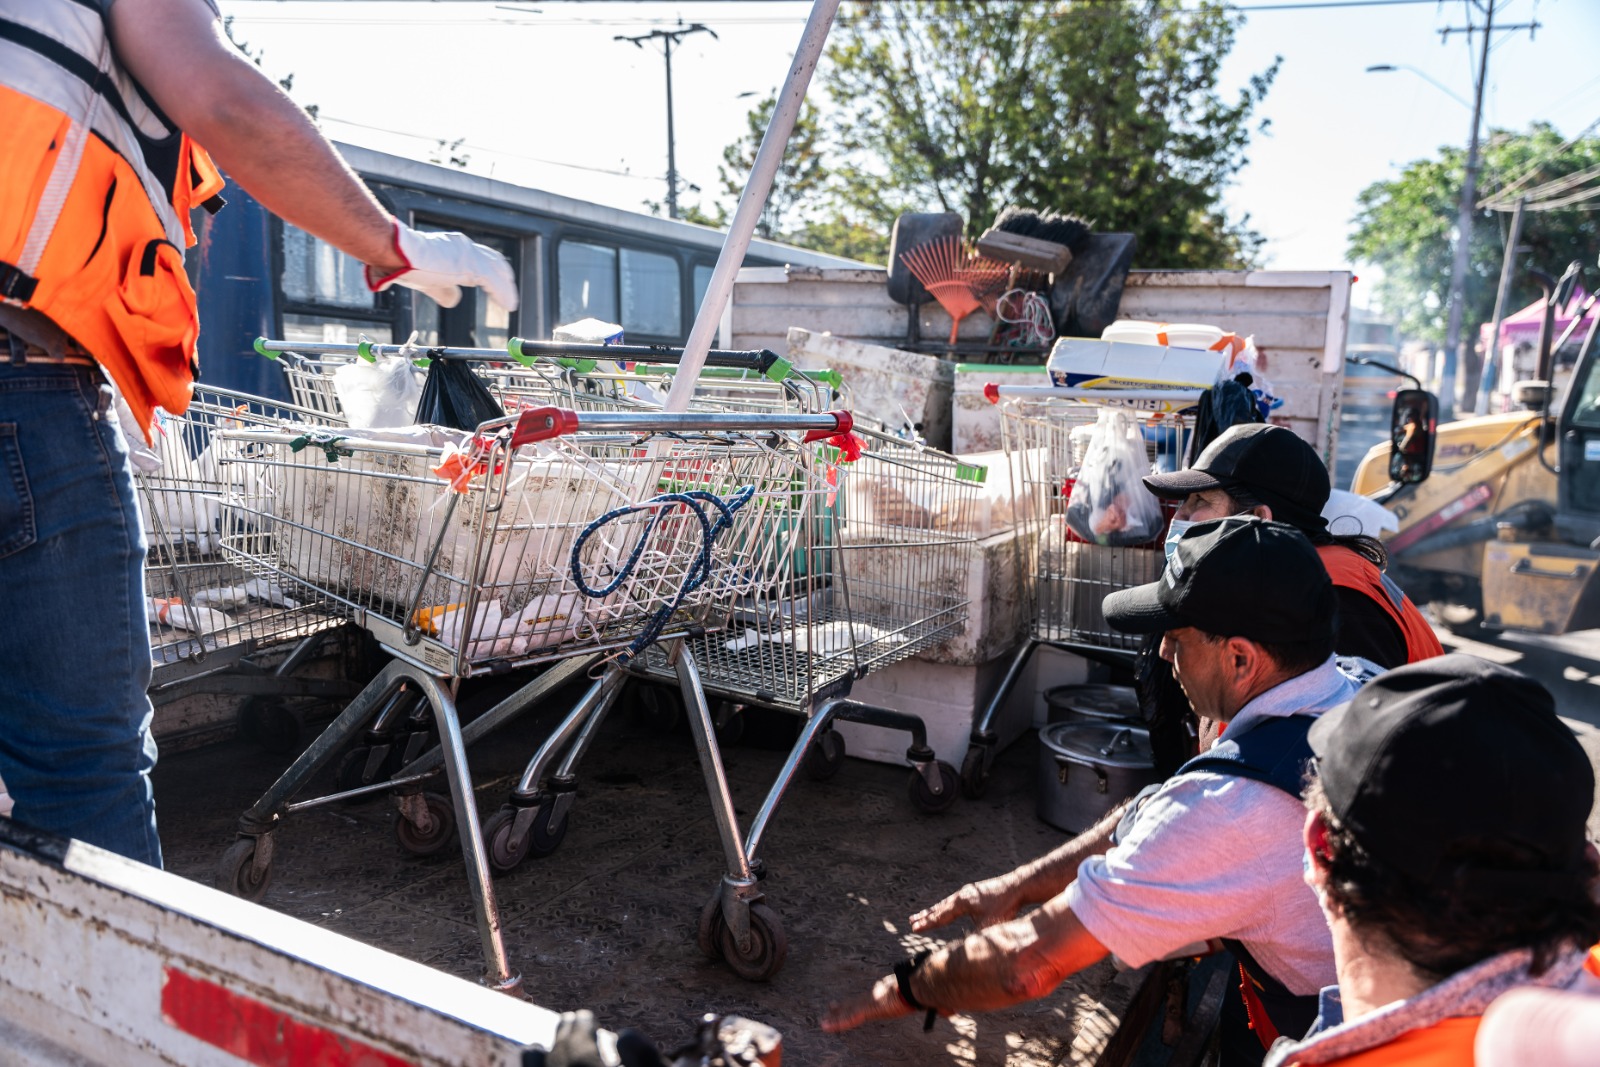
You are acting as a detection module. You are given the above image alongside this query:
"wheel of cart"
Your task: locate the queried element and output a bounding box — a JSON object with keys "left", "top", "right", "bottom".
{"left": 210, "top": 402, "right": 850, "bottom": 989}
{"left": 137, "top": 385, "right": 359, "bottom": 753}
{"left": 959, "top": 385, "right": 1196, "bottom": 798}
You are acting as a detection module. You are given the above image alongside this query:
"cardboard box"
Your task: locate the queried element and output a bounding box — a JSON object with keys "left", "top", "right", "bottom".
{"left": 1046, "top": 336, "right": 1225, "bottom": 406}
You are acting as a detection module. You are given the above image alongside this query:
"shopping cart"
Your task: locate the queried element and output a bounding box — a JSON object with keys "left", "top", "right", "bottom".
{"left": 957, "top": 385, "right": 1196, "bottom": 798}
{"left": 137, "top": 385, "right": 356, "bottom": 748}
{"left": 212, "top": 404, "right": 852, "bottom": 990}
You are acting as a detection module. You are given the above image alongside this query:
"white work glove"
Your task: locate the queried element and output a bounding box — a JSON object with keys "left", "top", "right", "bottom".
{"left": 365, "top": 220, "right": 519, "bottom": 312}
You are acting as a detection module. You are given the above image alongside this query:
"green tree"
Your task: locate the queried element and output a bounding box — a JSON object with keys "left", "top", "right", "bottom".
{"left": 1348, "top": 123, "right": 1600, "bottom": 351}
{"left": 820, "top": 0, "right": 1277, "bottom": 268}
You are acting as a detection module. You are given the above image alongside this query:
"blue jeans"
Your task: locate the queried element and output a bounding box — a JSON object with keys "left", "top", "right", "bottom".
{"left": 0, "top": 362, "right": 161, "bottom": 866}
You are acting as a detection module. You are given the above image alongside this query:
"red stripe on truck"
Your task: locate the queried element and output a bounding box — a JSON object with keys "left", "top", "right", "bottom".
{"left": 161, "top": 967, "right": 415, "bottom": 1067}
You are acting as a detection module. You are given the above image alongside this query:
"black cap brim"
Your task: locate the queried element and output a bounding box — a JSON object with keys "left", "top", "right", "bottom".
{"left": 1143, "top": 468, "right": 1228, "bottom": 498}
{"left": 1307, "top": 701, "right": 1351, "bottom": 757}
{"left": 1102, "top": 580, "right": 1182, "bottom": 634}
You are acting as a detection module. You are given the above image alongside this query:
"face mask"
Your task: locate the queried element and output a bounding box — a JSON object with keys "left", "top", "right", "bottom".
{"left": 1163, "top": 518, "right": 1196, "bottom": 565}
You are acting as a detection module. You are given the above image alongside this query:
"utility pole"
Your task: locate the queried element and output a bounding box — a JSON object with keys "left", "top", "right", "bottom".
{"left": 616, "top": 22, "right": 718, "bottom": 219}
{"left": 1437, "top": 1, "right": 1539, "bottom": 419}
{"left": 1476, "top": 196, "right": 1526, "bottom": 414}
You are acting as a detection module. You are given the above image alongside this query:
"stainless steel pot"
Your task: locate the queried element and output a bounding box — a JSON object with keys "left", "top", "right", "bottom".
{"left": 1036, "top": 721, "right": 1159, "bottom": 833}
{"left": 1043, "top": 684, "right": 1141, "bottom": 726}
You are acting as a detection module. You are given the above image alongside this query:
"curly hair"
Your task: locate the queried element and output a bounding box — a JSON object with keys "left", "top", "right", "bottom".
{"left": 1304, "top": 777, "right": 1600, "bottom": 981}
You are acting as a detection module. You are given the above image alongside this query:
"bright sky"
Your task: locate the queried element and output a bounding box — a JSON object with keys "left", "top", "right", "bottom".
{"left": 220, "top": 0, "right": 1600, "bottom": 309}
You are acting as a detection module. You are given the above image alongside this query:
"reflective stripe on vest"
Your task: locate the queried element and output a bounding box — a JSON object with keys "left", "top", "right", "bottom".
{"left": 1316, "top": 544, "right": 1445, "bottom": 663}
{"left": 0, "top": 0, "right": 224, "bottom": 431}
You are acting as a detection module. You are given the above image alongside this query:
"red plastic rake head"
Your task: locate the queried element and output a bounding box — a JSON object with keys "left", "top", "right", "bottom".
{"left": 899, "top": 235, "right": 1009, "bottom": 344}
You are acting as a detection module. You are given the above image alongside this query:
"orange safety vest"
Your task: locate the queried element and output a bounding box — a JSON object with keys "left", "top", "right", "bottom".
{"left": 1286, "top": 1015, "right": 1480, "bottom": 1067}
{"left": 1317, "top": 544, "right": 1445, "bottom": 663}
{"left": 0, "top": 0, "right": 224, "bottom": 432}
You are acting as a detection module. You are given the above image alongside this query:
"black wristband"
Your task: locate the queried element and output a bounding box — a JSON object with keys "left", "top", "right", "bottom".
{"left": 892, "top": 949, "right": 937, "bottom": 1031}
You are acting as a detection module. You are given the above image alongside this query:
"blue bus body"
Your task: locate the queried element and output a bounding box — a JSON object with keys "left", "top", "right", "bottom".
{"left": 187, "top": 143, "right": 862, "bottom": 401}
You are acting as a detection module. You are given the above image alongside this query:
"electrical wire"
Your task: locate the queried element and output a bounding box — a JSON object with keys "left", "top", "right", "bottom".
{"left": 1480, "top": 114, "right": 1600, "bottom": 209}
{"left": 319, "top": 114, "right": 661, "bottom": 181}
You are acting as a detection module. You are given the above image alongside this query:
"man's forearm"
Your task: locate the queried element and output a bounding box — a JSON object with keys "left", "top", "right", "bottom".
{"left": 1004, "top": 798, "right": 1130, "bottom": 907}
{"left": 911, "top": 897, "right": 1109, "bottom": 1014}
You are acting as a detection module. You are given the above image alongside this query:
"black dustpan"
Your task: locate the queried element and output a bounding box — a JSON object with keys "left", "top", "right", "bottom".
{"left": 1049, "top": 232, "right": 1137, "bottom": 338}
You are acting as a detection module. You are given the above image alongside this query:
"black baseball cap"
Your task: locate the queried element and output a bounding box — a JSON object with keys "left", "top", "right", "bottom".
{"left": 1309, "top": 655, "right": 1594, "bottom": 892}
{"left": 1143, "top": 424, "right": 1330, "bottom": 534}
{"left": 1101, "top": 516, "right": 1336, "bottom": 644}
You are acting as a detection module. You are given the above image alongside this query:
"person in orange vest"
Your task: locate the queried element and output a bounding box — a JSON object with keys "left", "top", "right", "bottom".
{"left": 1266, "top": 655, "right": 1600, "bottom": 1067}
{"left": 1145, "top": 423, "right": 1442, "bottom": 668}
{"left": 0, "top": 0, "right": 517, "bottom": 867}
{"left": 1137, "top": 423, "right": 1443, "bottom": 777}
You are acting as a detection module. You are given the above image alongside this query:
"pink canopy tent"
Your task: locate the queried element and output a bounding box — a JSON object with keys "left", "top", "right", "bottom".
{"left": 1480, "top": 288, "right": 1597, "bottom": 353}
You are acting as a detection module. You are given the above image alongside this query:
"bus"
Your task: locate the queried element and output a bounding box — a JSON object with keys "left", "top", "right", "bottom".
{"left": 189, "top": 142, "right": 865, "bottom": 401}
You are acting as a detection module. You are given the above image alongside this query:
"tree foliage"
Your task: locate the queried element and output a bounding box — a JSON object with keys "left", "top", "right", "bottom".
{"left": 695, "top": 1, "right": 1276, "bottom": 267}
{"left": 1348, "top": 123, "right": 1600, "bottom": 348}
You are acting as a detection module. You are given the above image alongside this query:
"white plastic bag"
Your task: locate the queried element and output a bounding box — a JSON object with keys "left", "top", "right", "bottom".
{"left": 1065, "top": 408, "right": 1164, "bottom": 546}
{"left": 333, "top": 355, "right": 422, "bottom": 428}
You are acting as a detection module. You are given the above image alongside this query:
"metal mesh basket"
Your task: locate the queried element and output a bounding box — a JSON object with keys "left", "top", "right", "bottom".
{"left": 1000, "top": 396, "right": 1189, "bottom": 651}
{"left": 137, "top": 386, "right": 346, "bottom": 678}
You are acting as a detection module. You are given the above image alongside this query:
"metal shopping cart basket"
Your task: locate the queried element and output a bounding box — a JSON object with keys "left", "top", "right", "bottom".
{"left": 136, "top": 385, "right": 356, "bottom": 747}
{"left": 957, "top": 384, "right": 1196, "bottom": 798}
{"left": 211, "top": 404, "right": 851, "bottom": 991}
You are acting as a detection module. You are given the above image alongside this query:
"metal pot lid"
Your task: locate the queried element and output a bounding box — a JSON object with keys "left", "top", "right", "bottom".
{"left": 1039, "top": 721, "right": 1155, "bottom": 768}
{"left": 1043, "top": 684, "right": 1141, "bottom": 718}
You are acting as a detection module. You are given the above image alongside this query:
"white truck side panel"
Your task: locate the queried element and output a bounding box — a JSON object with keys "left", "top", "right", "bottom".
{"left": 727, "top": 266, "right": 1353, "bottom": 466}
{"left": 0, "top": 827, "right": 577, "bottom": 1067}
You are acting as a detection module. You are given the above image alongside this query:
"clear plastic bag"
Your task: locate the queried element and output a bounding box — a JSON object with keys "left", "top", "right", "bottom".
{"left": 332, "top": 355, "right": 422, "bottom": 428}
{"left": 1066, "top": 407, "right": 1164, "bottom": 546}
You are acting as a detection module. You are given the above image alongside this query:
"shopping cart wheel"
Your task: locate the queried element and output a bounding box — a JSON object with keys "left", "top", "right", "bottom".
{"left": 959, "top": 745, "right": 991, "bottom": 800}
{"left": 802, "top": 729, "right": 846, "bottom": 782}
{"left": 635, "top": 684, "right": 683, "bottom": 734}
{"left": 718, "top": 903, "right": 788, "bottom": 982}
{"left": 482, "top": 800, "right": 569, "bottom": 872}
{"left": 334, "top": 745, "right": 395, "bottom": 803}
{"left": 216, "top": 837, "right": 272, "bottom": 902}
{"left": 240, "top": 697, "right": 302, "bottom": 756}
{"left": 714, "top": 703, "right": 746, "bottom": 748}
{"left": 908, "top": 761, "right": 960, "bottom": 814}
{"left": 394, "top": 792, "right": 457, "bottom": 857}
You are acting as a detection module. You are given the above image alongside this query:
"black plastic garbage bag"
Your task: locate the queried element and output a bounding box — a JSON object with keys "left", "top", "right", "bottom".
{"left": 414, "top": 358, "right": 504, "bottom": 430}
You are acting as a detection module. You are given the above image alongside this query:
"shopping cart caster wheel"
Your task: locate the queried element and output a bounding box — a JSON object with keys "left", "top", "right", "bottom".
{"left": 697, "top": 890, "right": 725, "bottom": 959}
{"left": 908, "top": 761, "right": 960, "bottom": 814}
{"left": 482, "top": 801, "right": 568, "bottom": 872}
{"left": 334, "top": 746, "right": 392, "bottom": 803}
{"left": 240, "top": 698, "right": 302, "bottom": 756}
{"left": 960, "top": 745, "right": 991, "bottom": 800}
{"left": 714, "top": 705, "right": 746, "bottom": 747}
{"left": 803, "top": 729, "right": 846, "bottom": 782}
{"left": 394, "top": 792, "right": 457, "bottom": 857}
{"left": 715, "top": 903, "right": 788, "bottom": 982}
{"left": 635, "top": 684, "right": 683, "bottom": 734}
{"left": 216, "top": 838, "right": 272, "bottom": 902}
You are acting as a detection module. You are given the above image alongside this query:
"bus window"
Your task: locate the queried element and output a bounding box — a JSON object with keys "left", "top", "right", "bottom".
{"left": 282, "top": 223, "right": 375, "bottom": 309}
{"left": 692, "top": 262, "right": 714, "bottom": 320}
{"left": 412, "top": 227, "right": 518, "bottom": 348}
{"left": 621, "top": 249, "right": 680, "bottom": 337}
{"left": 559, "top": 241, "right": 619, "bottom": 325}
{"left": 280, "top": 221, "right": 393, "bottom": 343}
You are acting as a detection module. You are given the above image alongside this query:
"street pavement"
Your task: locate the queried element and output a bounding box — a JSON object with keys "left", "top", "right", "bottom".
{"left": 1434, "top": 625, "right": 1600, "bottom": 840}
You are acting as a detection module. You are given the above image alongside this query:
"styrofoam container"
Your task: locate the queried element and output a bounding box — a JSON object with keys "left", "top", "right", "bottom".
{"left": 1045, "top": 336, "right": 1226, "bottom": 393}
{"left": 1101, "top": 320, "right": 1227, "bottom": 352}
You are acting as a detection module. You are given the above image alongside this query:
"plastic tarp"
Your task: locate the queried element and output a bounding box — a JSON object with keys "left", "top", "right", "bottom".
{"left": 1480, "top": 288, "right": 1596, "bottom": 351}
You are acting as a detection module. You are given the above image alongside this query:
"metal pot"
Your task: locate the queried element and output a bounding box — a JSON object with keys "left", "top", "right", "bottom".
{"left": 1043, "top": 684, "right": 1141, "bottom": 726}
{"left": 1036, "top": 721, "right": 1160, "bottom": 833}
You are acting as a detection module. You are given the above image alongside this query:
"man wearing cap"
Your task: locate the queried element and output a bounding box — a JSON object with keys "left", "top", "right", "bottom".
{"left": 822, "top": 517, "right": 1365, "bottom": 1062}
{"left": 1264, "top": 655, "right": 1600, "bottom": 1067}
{"left": 1145, "top": 423, "right": 1440, "bottom": 668}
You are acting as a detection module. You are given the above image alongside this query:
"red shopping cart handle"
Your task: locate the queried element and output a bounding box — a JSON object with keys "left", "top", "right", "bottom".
{"left": 509, "top": 406, "right": 582, "bottom": 446}
{"left": 802, "top": 410, "right": 853, "bottom": 443}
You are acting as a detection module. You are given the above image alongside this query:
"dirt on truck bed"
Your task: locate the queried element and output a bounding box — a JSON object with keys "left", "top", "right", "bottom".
{"left": 154, "top": 672, "right": 1147, "bottom": 1066}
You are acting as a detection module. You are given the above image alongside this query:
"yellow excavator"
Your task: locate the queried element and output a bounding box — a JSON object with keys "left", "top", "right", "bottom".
{"left": 1350, "top": 258, "right": 1600, "bottom": 635}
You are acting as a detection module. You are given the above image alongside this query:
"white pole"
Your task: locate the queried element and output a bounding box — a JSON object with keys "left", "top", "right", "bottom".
{"left": 662, "top": 0, "right": 841, "bottom": 412}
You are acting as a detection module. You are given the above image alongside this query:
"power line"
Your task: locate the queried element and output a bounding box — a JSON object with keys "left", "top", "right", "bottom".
{"left": 318, "top": 114, "right": 661, "bottom": 181}
{"left": 1481, "top": 116, "right": 1600, "bottom": 208}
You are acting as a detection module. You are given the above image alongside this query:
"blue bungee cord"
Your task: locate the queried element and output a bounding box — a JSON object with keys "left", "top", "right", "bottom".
{"left": 570, "top": 485, "right": 756, "bottom": 664}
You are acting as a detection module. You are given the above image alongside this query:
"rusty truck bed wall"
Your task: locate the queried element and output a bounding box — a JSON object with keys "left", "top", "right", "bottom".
{"left": 724, "top": 266, "right": 1353, "bottom": 465}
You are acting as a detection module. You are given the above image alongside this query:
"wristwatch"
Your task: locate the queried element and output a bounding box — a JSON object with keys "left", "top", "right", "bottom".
{"left": 893, "top": 948, "right": 938, "bottom": 1031}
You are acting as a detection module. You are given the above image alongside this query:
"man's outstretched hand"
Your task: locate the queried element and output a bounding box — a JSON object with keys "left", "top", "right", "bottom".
{"left": 820, "top": 974, "right": 914, "bottom": 1034}
{"left": 911, "top": 876, "right": 1023, "bottom": 934}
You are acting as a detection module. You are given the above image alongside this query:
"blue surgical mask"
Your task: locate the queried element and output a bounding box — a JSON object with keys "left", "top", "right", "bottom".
{"left": 1163, "top": 518, "right": 1196, "bottom": 565}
